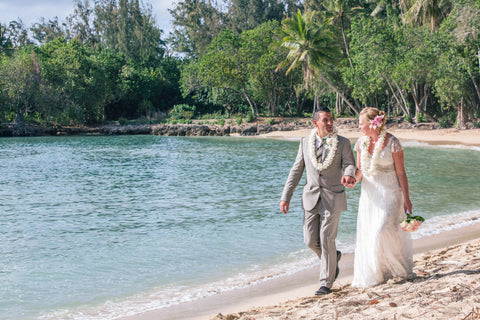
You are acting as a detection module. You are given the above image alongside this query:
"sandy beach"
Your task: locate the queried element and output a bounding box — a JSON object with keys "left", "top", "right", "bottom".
{"left": 261, "top": 127, "right": 480, "bottom": 147}
{"left": 123, "top": 127, "right": 480, "bottom": 320}
{"left": 209, "top": 224, "right": 480, "bottom": 320}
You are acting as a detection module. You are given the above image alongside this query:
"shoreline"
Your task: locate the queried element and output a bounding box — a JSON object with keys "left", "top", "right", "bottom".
{"left": 120, "top": 222, "right": 480, "bottom": 320}
{"left": 258, "top": 127, "right": 480, "bottom": 147}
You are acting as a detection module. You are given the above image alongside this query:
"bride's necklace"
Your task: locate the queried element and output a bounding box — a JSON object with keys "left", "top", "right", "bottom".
{"left": 309, "top": 129, "right": 338, "bottom": 171}
{"left": 360, "top": 129, "right": 387, "bottom": 176}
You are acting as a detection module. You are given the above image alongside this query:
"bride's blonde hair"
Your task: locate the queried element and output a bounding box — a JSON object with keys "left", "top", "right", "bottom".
{"left": 360, "top": 107, "right": 386, "bottom": 130}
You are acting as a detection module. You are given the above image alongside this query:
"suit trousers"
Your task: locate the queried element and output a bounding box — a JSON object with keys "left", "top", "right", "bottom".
{"left": 303, "top": 199, "right": 341, "bottom": 288}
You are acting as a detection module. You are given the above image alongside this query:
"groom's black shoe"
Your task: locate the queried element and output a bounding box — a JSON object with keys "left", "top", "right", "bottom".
{"left": 335, "top": 250, "right": 342, "bottom": 280}
{"left": 315, "top": 286, "right": 332, "bottom": 295}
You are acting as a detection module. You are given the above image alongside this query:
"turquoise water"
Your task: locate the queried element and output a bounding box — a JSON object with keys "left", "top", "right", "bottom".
{"left": 1, "top": 135, "right": 480, "bottom": 320}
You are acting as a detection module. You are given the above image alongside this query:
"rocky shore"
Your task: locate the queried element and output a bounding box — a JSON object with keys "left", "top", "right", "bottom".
{"left": 0, "top": 117, "right": 446, "bottom": 137}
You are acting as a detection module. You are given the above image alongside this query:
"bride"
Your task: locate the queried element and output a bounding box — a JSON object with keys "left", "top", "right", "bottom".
{"left": 351, "top": 107, "right": 415, "bottom": 288}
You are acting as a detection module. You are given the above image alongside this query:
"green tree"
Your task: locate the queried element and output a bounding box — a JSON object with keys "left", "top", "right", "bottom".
{"left": 94, "top": 0, "right": 165, "bottom": 66}
{"left": 39, "top": 38, "right": 124, "bottom": 124}
{"left": 434, "top": 42, "right": 470, "bottom": 128}
{"left": 169, "top": 0, "right": 225, "bottom": 57}
{"left": 321, "top": 0, "right": 362, "bottom": 69}
{"left": 196, "top": 29, "right": 260, "bottom": 115}
{"left": 0, "top": 23, "right": 13, "bottom": 55}
{"left": 445, "top": 0, "right": 480, "bottom": 119}
{"left": 342, "top": 15, "right": 396, "bottom": 111}
{"left": 4, "top": 20, "right": 31, "bottom": 49}
{"left": 241, "top": 21, "right": 302, "bottom": 116}
{"left": 31, "top": 17, "right": 69, "bottom": 44}
{"left": 392, "top": 26, "right": 442, "bottom": 121}
{"left": 66, "top": 0, "right": 99, "bottom": 47}
{"left": 277, "top": 10, "right": 357, "bottom": 114}
{"left": 0, "top": 49, "right": 56, "bottom": 127}
{"left": 227, "top": 0, "right": 286, "bottom": 33}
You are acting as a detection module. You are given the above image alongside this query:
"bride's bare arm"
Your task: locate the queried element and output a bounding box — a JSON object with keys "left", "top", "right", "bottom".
{"left": 355, "top": 151, "right": 363, "bottom": 183}
{"left": 393, "top": 150, "right": 413, "bottom": 213}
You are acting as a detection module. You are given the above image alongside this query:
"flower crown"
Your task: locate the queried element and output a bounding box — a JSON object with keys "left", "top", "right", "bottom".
{"left": 369, "top": 115, "right": 384, "bottom": 130}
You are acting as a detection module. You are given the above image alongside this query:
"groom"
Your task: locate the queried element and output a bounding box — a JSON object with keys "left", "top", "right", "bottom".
{"left": 280, "top": 107, "right": 356, "bottom": 295}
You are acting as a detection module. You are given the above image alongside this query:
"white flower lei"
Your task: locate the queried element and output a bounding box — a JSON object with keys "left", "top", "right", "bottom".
{"left": 309, "top": 129, "right": 338, "bottom": 171}
{"left": 359, "top": 129, "right": 387, "bottom": 176}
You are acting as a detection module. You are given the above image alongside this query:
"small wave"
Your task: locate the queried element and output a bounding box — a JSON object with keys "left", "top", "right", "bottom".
{"left": 402, "top": 140, "right": 480, "bottom": 151}
{"left": 38, "top": 251, "right": 319, "bottom": 320}
{"left": 402, "top": 140, "right": 431, "bottom": 148}
{"left": 410, "top": 210, "right": 480, "bottom": 240}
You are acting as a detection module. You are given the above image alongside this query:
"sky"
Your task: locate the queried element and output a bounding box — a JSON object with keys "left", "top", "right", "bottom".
{"left": 0, "top": 0, "right": 175, "bottom": 35}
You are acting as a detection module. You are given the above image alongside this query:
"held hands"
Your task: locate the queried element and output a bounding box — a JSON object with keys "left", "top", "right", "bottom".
{"left": 342, "top": 175, "right": 356, "bottom": 189}
{"left": 280, "top": 200, "right": 289, "bottom": 214}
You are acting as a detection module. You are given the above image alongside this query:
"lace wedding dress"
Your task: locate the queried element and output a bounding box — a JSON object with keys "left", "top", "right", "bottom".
{"left": 351, "top": 135, "right": 414, "bottom": 288}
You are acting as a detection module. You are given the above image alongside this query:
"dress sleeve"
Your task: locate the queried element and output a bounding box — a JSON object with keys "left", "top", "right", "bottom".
{"left": 354, "top": 137, "right": 361, "bottom": 153}
{"left": 390, "top": 136, "right": 403, "bottom": 153}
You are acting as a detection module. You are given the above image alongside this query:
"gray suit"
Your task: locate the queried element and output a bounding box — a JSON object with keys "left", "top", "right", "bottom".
{"left": 281, "top": 134, "right": 356, "bottom": 288}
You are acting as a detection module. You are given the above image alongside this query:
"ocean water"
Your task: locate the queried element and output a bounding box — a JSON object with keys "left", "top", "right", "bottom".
{"left": 1, "top": 135, "right": 479, "bottom": 320}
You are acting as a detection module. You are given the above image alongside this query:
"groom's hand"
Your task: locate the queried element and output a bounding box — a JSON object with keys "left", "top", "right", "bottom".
{"left": 342, "top": 175, "right": 356, "bottom": 188}
{"left": 280, "top": 201, "right": 289, "bottom": 214}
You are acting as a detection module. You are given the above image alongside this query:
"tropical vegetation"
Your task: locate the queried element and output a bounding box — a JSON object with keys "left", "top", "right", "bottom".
{"left": 1, "top": 0, "right": 480, "bottom": 130}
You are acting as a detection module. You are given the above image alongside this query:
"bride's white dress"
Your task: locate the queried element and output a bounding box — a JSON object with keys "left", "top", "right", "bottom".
{"left": 351, "top": 135, "right": 414, "bottom": 288}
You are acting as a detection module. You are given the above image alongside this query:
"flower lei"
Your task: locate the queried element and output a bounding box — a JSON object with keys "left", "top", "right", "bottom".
{"left": 359, "top": 128, "right": 387, "bottom": 176}
{"left": 309, "top": 129, "right": 338, "bottom": 171}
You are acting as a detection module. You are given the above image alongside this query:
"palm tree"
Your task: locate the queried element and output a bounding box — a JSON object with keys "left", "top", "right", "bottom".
{"left": 277, "top": 10, "right": 357, "bottom": 114}
{"left": 404, "top": 0, "right": 452, "bottom": 33}
{"left": 321, "top": 0, "right": 362, "bottom": 69}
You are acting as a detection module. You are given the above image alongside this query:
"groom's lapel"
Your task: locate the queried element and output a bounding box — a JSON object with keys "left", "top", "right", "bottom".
{"left": 321, "top": 144, "right": 329, "bottom": 162}
{"left": 322, "top": 141, "right": 337, "bottom": 162}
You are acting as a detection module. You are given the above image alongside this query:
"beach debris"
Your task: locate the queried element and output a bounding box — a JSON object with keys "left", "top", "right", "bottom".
{"left": 367, "top": 299, "right": 379, "bottom": 305}
{"left": 461, "top": 306, "right": 480, "bottom": 320}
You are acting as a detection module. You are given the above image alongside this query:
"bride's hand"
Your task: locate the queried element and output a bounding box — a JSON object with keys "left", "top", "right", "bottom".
{"left": 404, "top": 198, "right": 413, "bottom": 214}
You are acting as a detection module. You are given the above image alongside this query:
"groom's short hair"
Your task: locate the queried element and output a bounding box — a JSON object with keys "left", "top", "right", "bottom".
{"left": 313, "top": 107, "right": 332, "bottom": 121}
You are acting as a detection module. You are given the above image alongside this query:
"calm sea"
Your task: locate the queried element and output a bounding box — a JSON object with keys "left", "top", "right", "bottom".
{"left": 1, "top": 135, "right": 480, "bottom": 320}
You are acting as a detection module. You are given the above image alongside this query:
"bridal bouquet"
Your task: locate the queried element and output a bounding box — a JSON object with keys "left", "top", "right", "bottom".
{"left": 399, "top": 212, "right": 425, "bottom": 232}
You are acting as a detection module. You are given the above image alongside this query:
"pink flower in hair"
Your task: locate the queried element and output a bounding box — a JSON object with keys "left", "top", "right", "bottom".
{"left": 369, "top": 115, "right": 384, "bottom": 129}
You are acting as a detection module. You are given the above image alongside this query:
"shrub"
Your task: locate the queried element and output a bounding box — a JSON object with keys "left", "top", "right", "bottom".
{"left": 118, "top": 117, "right": 128, "bottom": 125}
{"left": 200, "top": 112, "right": 223, "bottom": 119}
{"left": 267, "top": 118, "right": 275, "bottom": 125}
{"left": 416, "top": 112, "right": 427, "bottom": 123}
{"left": 246, "top": 112, "right": 255, "bottom": 122}
{"left": 217, "top": 119, "right": 225, "bottom": 126}
{"left": 439, "top": 116, "right": 450, "bottom": 128}
{"left": 236, "top": 116, "right": 243, "bottom": 125}
{"left": 169, "top": 104, "right": 196, "bottom": 120}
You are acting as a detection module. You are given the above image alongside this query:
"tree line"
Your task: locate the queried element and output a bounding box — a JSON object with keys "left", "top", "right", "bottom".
{"left": 1, "top": 0, "right": 480, "bottom": 129}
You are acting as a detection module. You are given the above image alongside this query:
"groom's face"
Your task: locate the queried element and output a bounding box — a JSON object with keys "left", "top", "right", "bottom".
{"left": 313, "top": 111, "right": 334, "bottom": 137}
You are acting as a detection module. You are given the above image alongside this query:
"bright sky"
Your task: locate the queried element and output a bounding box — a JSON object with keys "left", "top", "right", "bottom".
{"left": 0, "top": 0, "right": 175, "bottom": 35}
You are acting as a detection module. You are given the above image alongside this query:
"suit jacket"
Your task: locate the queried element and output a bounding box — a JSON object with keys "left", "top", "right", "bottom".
{"left": 281, "top": 134, "right": 356, "bottom": 213}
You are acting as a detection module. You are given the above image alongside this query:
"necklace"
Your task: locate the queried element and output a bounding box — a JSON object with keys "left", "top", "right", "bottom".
{"left": 359, "top": 129, "right": 387, "bottom": 176}
{"left": 309, "top": 129, "right": 338, "bottom": 171}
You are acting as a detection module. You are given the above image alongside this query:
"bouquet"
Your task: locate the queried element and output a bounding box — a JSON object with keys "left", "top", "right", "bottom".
{"left": 399, "top": 212, "right": 425, "bottom": 232}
